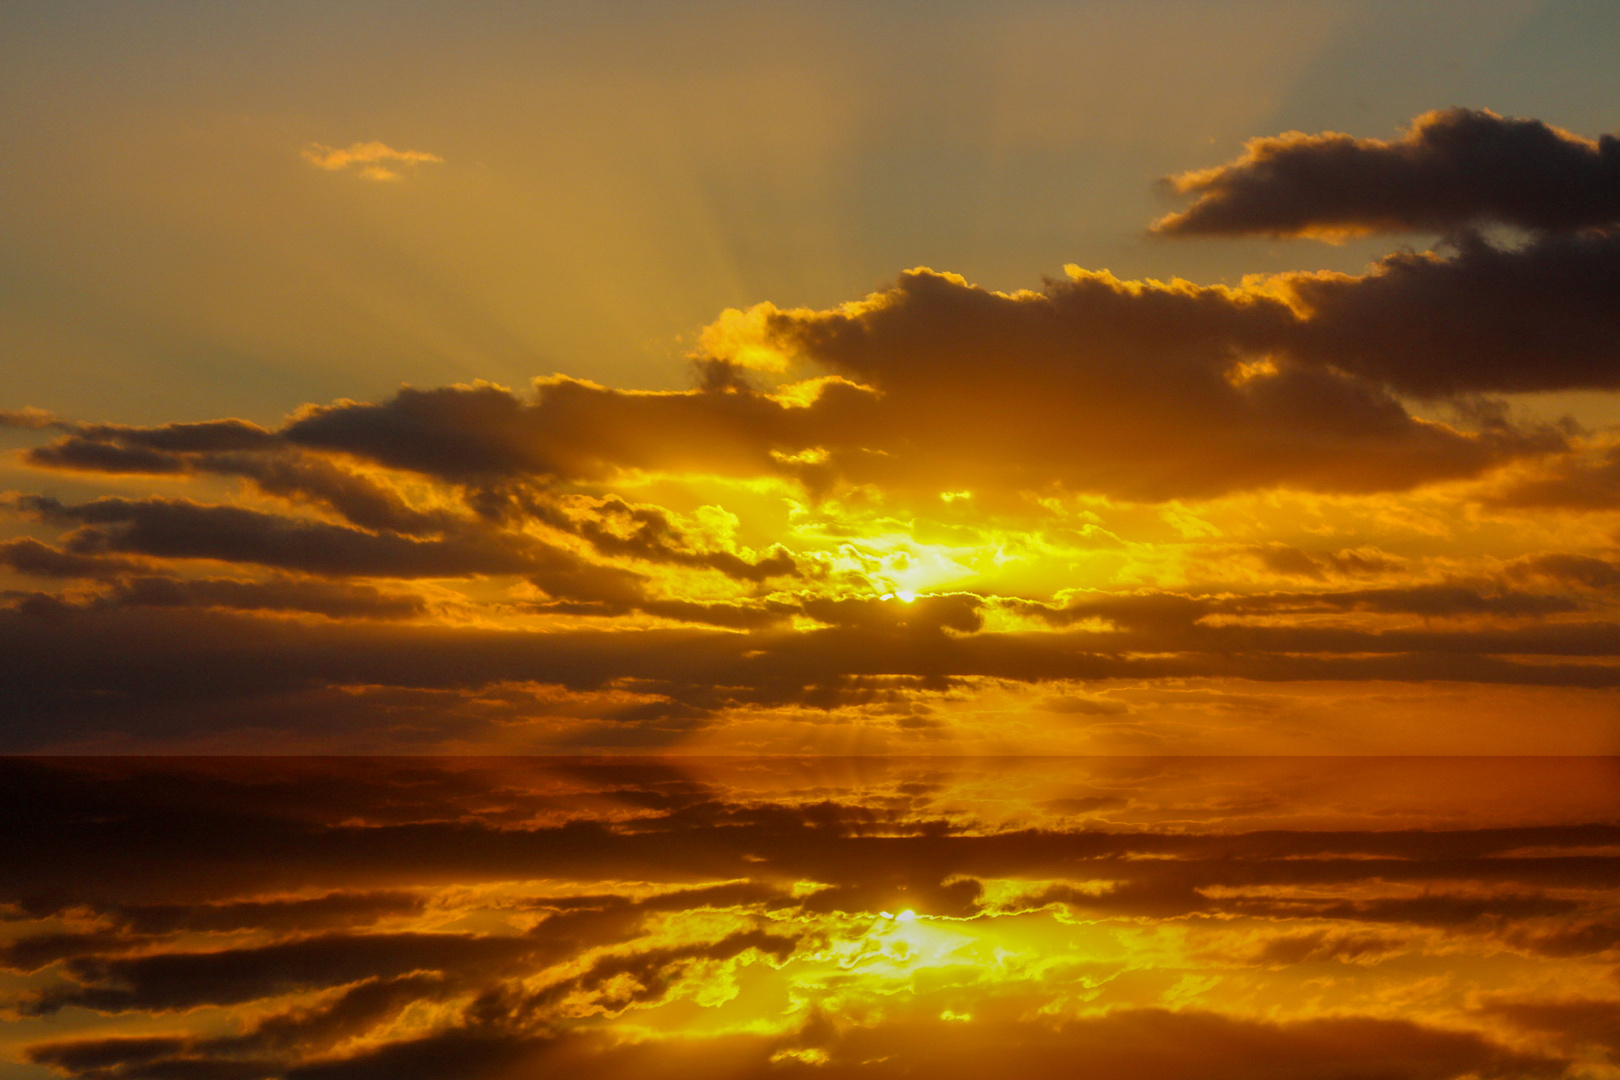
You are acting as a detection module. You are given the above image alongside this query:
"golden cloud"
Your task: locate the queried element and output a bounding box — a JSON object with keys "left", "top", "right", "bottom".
{"left": 301, "top": 140, "right": 444, "bottom": 181}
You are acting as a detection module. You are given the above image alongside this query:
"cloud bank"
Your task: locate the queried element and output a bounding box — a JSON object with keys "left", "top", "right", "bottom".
{"left": 2, "top": 109, "right": 1619, "bottom": 753}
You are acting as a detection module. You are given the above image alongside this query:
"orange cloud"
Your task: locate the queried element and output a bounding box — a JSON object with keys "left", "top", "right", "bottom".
{"left": 301, "top": 140, "right": 444, "bottom": 181}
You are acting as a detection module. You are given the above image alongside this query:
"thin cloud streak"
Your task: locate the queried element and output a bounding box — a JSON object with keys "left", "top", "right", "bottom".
{"left": 301, "top": 141, "right": 444, "bottom": 181}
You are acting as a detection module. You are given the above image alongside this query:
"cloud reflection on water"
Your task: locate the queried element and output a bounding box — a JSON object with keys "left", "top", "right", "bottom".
{"left": 3, "top": 756, "right": 1618, "bottom": 1079}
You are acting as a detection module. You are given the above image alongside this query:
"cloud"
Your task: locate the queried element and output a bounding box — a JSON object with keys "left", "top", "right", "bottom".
{"left": 1037, "top": 694, "right": 1130, "bottom": 716}
{"left": 1508, "top": 553, "right": 1620, "bottom": 591}
{"left": 0, "top": 406, "right": 63, "bottom": 429}
{"left": 301, "top": 141, "right": 444, "bottom": 181}
{"left": 259, "top": 1008, "right": 1559, "bottom": 1080}
{"left": 732, "top": 268, "right": 1511, "bottom": 500}
{"left": 102, "top": 574, "right": 430, "bottom": 620}
{"left": 1479, "top": 998, "right": 1620, "bottom": 1056}
{"left": 1486, "top": 443, "right": 1620, "bottom": 509}
{"left": 1280, "top": 230, "right": 1620, "bottom": 397}
{"left": 24, "top": 932, "right": 543, "bottom": 1014}
{"left": 1224, "top": 892, "right": 1581, "bottom": 929}
{"left": 1252, "top": 929, "right": 1405, "bottom": 965}
{"left": 240, "top": 252, "right": 1586, "bottom": 503}
{"left": 0, "top": 537, "right": 148, "bottom": 578}
{"left": 5, "top": 108, "right": 1620, "bottom": 756}
{"left": 6, "top": 584, "right": 1620, "bottom": 750}
{"left": 71, "top": 418, "right": 279, "bottom": 452}
{"left": 16, "top": 495, "right": 544, "bottom": 579}
{"left": 22, "top": 241, "right": 1603, "bottom": 504}
{"left": 1249, "top": 543, "right": 1404, "bottom": 580}
{"left": 1154, "top": 108, "right": 1620, "bottom": 239}
{"left": 1506, "top": 921, "right": 1620, "bottom": 958}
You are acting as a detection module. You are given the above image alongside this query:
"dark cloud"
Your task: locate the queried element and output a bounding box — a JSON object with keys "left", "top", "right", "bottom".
{"left": 17, "top": 440, "right": 798, "bottom": 595}
{"left": 202, "top": 451, "right": 462, "bottom": 536}
{"left": 0, "top": 537, "right": 429, "bottom": 619}
{"left": 14, "top": 250, "right": 1602, "bottom": 516}
{"left": 1224, "top": 892, "right": 1582, "bottom": 928}
{"left": 100, "top": 575, "right": 429, "bottom": 620}
{"left": 76, "top": 419, "right": 280, "bottom": 453}
{"left": 22, "top": 973, "right": 466, "bottom": 1080}
{"left": 110, "top": 891, "right": 428, "bottom": 935}
{"left": 12, "top": 266, "right": 1538, "bottom": 511}
{"left": 1249, "top": 543, "right": 1405, "bottom": 580}
{"left": 1507, "top": 554, "right": 1620, "bottom": 591}
{"left": 1283, "top": 230, "right": 1620, "bottom": 397}
{"left": 24, "top": 931, "right": 545, "bottom": 1015}
{"left": 283, "top": 383, "right": 567, "bottom": 481}
{"left": 0, "top": 407, "right": 63, "bottom": 429}
{"left": 1154, "top": 108, "right": 1620, "bottom": 238}
{"left": 747, "top": 267, "right": 1528, "bottom": 500}
{"left": 1215, "top": 583, "right": 1581, "bottom": 618}
{"left": 1480, "top": 998, "right": 1620, "bottom": 1056}
{"left": 7, "top": 596, "right": 1620, "bottom": 749}
{"left": 268, "top": 1007, "right": 1563, "bottom": 1080}
{"left": 0, "top": 931, "right": 157, "bottom": 974}
{"left": 23, "top": 433, "right": 466, "bottom": 536}
{"left": 1253, "top": 929, "right": 1404, "bottom": 965}
{"left": 1488, "top": 445, "right": 1620, "bottom": 510}
{"left": 18, "top": 495, "right": 545, "bottom": 579}
{"left": 213, "top": 973, "right": 456, "bottom": 1057}
{"left": 28, "top": 980, "right": 456, "bottom": 1080}
{"left": 26, "top": 1037, "right": 198, "bottom": 1074}
{"left": 281, "top": 379, "right": 806, "bottom": 485}
{"left": 20, "top": 418, "right": 277, "bottom": 474}
{"left": 1029, "top": 583, "right": 1586, "bottom": 628}
{"left": 492, "top": 489, "right": 797, "bottom": 584}
{"left": 16, "top": 247, "right": 1598, "bottom": 515}
{"left": 0, "top": 537, "right": 147, "bottom": 578}
{"left": 29, "top": 994, "right": 1556, "bottom": 1080}
{"left": 1507, "top": 921, "right": 1620, "bottom": 958}
{"left": 27, "top": 437, "right": 190, "bottom": 474}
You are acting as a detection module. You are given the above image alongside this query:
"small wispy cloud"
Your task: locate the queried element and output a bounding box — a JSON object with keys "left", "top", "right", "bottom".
{"left": 0, "top": 407, "right": 62, "bottom": 430}
{"left": 301, "top": 141, "right": 443, "bottom": 182}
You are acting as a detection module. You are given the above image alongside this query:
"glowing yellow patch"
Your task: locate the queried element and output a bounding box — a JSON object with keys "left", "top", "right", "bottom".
{"left": 698, "top": 303, "right": 796, "bottom": 371}
{"left": 771, "top": 1048, "right": 830, "bottom": 1065}
{"left": 1226, "top": 356, "right": 1279, "bottom": 386}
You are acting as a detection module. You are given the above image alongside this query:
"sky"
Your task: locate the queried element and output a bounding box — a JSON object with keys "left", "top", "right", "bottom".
{"left": 4, "top": 3, "right": 1620, "bottom": 1077}
{"left": 2, "top": 0, "right": 1620, "bottom": 756}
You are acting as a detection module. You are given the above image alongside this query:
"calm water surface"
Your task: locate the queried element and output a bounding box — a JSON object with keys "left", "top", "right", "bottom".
{"left": 3, "top": 757, "right": 1618, "bottom": 1079}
